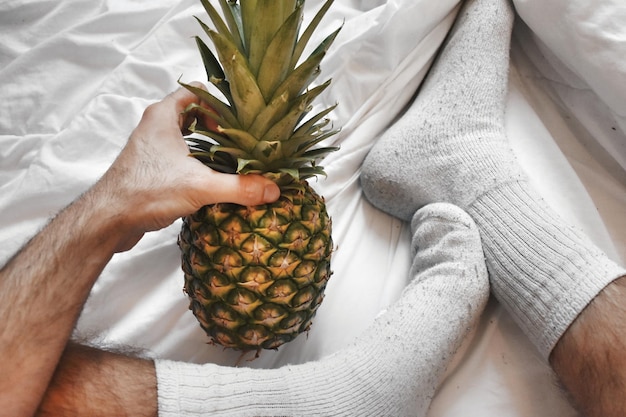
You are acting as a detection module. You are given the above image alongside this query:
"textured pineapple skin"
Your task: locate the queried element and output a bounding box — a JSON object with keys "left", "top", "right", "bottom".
{"left": 179, "top": 181, "right": 333, "bottom": 351}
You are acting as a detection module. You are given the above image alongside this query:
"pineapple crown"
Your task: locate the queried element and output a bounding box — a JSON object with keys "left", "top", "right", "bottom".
{"left": 181, "top": 0, "right": 341, "bottom": 187}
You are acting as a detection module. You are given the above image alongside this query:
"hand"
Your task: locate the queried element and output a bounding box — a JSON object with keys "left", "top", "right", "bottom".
{"left": 94, "top": 84, "right": 280, "bottom": 251}
{"left": 0, "top": 84, "right": 280, "bottom": 417}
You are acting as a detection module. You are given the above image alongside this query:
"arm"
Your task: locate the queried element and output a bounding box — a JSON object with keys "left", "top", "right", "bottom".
{"left": 551, "top": 275, "right": 626, "bottom": 417}
{"left": 0, "top": 84, "right": 280, "bottom": 417}
{"left": 0, "top": 174, "right": 131, "bottom": 417}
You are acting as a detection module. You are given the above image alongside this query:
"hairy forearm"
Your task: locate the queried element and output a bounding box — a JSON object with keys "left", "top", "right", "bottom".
{"left": 551, "top": 275, "right": 626, "bottom": 417}
{"left": 0, "top": 185, "right": 128, "bottom": 417}
{"left": 0, "top": 86, "right": 279, "bottom": 416}
{"left": 37, "top": 343, "right": 157, "bottom": 417}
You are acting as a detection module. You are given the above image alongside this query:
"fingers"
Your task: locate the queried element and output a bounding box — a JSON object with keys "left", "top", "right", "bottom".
{"left": 162, "top": 83, "right": 221, "bottom": 135}
{"left": 165, "top": 82, "right": 204, "bottom": 114}
{"left": 123, "top": 87, "right": 281, "bottom": 230}
{"left": 159, "top": 85, "right": 280, "bottom": 207}
{"left": 197, "top": 171, "right": 281, "bottom": 207}
{"left": 155, "top": 82, "right": 206, "bottom": 132}
{"left": 134, "top": 82, "right": 207, "bottom": 151}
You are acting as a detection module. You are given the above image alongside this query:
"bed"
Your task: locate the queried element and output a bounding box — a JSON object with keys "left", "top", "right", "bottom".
{"left": 1, "top": 0, "right": 624, "bottom": 415}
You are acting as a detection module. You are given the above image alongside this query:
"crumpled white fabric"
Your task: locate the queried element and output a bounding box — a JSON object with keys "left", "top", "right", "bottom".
{"left": 513, "top": 0, "right": 626, "bottom": 180}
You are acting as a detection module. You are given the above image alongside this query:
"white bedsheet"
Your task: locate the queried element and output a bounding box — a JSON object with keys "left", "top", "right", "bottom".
{"left": 1, "top": 1, "right": 624, "bottom": 416}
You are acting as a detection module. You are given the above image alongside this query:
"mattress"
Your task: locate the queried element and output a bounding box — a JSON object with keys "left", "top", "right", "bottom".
{"left": 1, "top": 0, "right": 624, "bottom": 415}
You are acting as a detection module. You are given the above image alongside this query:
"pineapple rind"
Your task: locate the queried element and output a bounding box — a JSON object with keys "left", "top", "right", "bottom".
{"left": 180, "top": 182, "right": 333, "bottom": 351}
{"left": 180, "top": 0, "right": 339, "bottom": 352}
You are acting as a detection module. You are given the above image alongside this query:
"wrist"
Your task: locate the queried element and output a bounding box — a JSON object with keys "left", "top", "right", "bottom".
{"left": 76, "top": 179, "right": 140, "bottom": 254}
{"left": 90, "top": 152, "right": 188, "bottom": 250}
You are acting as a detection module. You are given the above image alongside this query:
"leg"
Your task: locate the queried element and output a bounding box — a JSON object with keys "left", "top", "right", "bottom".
{"left": 36, "top": 343, "right": 157, "bottom": 417}
{"left": 360, "top": 0, "right": 626, "bottom": 413}
{"left": 156, "top": 203, "right": 489, "bottom": 417}
{"left": 551, "top": 275, "right": 626, "bottom": 417}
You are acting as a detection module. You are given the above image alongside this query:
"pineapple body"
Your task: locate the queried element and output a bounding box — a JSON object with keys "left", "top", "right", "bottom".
{"left": 179, "top": 0, "right": 340, "bottom": 351}
{"left": 179, "top": 181, "right": 332, "bottom": 350}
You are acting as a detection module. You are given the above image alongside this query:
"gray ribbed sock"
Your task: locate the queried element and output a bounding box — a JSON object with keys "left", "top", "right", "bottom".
{"left": 156, "top": 203, "right": 489, "bottom": 417}
{"left": 361, "top": 0, "right": 626, "bottom": 358}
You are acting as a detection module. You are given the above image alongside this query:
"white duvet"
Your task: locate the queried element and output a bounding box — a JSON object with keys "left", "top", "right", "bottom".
{"left": 1, "top": 0, "right": 625, "bottom": 416}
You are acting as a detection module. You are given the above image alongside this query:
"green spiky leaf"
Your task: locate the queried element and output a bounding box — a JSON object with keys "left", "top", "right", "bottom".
{"left": 218, "top": 0, "right": 245, "bottom": 53}
{"left": 199, "top": 0, "right": 238, "bottom": 49}
{"left": 291, "top": 0, "right": 336, "bottom": 68}
{"left": 208, "top": 29, "right": 266, "bottom": 129}
{"left": 179, "top": 80, "right": 240, "bottom": 129}
{"left": 216, "top": 126, "right": 259, "bottom": 153}
{"left": 257, "top": 4, "right": 303, "bottom": 99}
{"left": 194, "top": 36, "right": 233, "bottom": 106}
{"left": 184, "top": 103, "right": 234, "bottom": 131}
{"left": 184, "top": 0, "right": 342, "bottom": 181}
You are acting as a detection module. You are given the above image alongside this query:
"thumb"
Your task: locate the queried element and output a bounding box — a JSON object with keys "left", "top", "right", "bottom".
{"left": 198, "top": 171, "right": 281, "bottom": 207}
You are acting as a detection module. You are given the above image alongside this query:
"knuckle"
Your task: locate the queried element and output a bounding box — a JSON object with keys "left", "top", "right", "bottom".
{"left": 142, "top": 102, "right": 160, "bottom": 120}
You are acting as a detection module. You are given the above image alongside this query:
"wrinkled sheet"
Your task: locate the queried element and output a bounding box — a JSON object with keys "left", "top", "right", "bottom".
{"left": 1, "top": 1, "right": 625, "bottom": 416}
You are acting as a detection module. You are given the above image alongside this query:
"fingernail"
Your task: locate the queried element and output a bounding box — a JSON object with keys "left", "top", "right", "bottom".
{"left": 264, "top": 184, "right": 280, "bottom": 202}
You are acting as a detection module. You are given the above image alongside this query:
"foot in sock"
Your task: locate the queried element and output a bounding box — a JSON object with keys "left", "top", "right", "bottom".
{"left": 361, "top": 0, "right": 521, "bottom": 220}
{"left": 361, "top": 0, "right": 626, "bottom": 358}
{"left": 156, "top": 203, "right": 489, "bottom": 417}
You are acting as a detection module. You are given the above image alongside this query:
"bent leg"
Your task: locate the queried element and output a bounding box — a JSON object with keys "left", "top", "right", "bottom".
{"left": 156, "top": 203, "right": 490, "bottom": 417}
{"left": 361, "top": 0, "right": 626, "bottom": 414}
{"left": 551, "top": 275, "right": 626, "bottom": 417}
{"left": 361, "top": 0, "right": 626, "bottom": 358}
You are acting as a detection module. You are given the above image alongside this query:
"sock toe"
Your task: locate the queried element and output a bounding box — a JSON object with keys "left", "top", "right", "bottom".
{"left": 361, "top": 150, "right": 417, "bottom": 222}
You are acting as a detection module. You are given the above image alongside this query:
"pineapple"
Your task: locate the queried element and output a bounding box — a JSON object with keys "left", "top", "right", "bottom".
{"left": 178, "top": 0, "right": 341, "bottom": 352}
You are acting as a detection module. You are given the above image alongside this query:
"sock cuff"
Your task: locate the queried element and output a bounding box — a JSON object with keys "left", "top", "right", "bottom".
{"left": 469, "top": 181, "right": 626, "bottom": 359}
{"left": 155, "top": 359, "right": 295, "bottom": 416}
{"left": 155, "top": 353, "right": 393, "bottom": 416}
{"left": 154, "top": 360, "right": 180, "bottom": 417}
